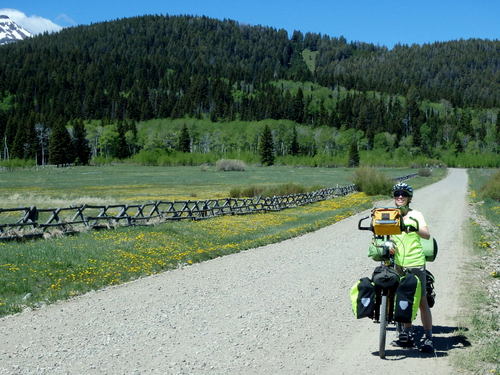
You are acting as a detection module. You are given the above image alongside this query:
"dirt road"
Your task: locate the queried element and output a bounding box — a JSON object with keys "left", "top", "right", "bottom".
{"left": 0, "top": 169, "right": 470, "bottom": 374}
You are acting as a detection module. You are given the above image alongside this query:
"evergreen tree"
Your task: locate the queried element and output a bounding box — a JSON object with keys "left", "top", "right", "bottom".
{"left": 115, "top": 121, "right": 130, "bottom": 159}
{"left": 290, "top": 126, "right": 299, "bottom": 155}
{"left": 177, "top": 124, "right": 191, "bottom": 153}
{"left": 72, "top": 119, "right": 91, "bottom": 165}
{"left": 291, "top": 88, "right": 305, "bottom": 124}
{"left": 48, "top": 121, "right": 74, "bottom": 165}
{"left": 347, "top": 140, "right": 360, "bottom": 167}
{"left": 259, "top": 125, "right": 275, "bottom": 166}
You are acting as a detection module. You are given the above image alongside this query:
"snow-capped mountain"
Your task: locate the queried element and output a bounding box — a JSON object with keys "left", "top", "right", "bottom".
{"left": 0, "top": 15, "right": 32, "bottom": 45}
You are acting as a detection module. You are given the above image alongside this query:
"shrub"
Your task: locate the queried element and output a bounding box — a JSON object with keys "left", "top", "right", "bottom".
{"left": 480, "top": 170, "right": 500, "bottom": 200}
{"left": 229, "top": 183, "right": 324, "bottom": 198}
{"left": 353, "top": 167, "right": 393, "bottom": 196}
{"left": 0, "top": 158, "right": 36, "bottom": 169}
{"left": 418, "top": 168, "right": 432, "bottom": 177}
{"left": 216, "top": 159, "right": 247, "bottom": 171}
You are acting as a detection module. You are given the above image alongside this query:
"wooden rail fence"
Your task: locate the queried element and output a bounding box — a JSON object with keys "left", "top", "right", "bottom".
{"left": 0, "top": 174, "right": 416, "bottom": 241}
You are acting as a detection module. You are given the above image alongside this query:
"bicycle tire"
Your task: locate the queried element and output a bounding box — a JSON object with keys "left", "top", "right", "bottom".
{"left": 379, "top": 294, "right": 388, "bottom": 359}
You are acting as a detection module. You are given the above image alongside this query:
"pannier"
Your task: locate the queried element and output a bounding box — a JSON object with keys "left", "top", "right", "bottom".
{"left": 393, "top": 273, "right": 422, "bottom": 323}
{"left": 367, "top": 238, "right": 390, "bottom": 261}
{"left": 350, "top": 277, "right": 376, "bottom": 319}
{"left": 421, "top": 237, "right": 438, "bottom": 262}
{"left": 371, "top": 265, "right": 400, "bottom": 290}
{"left": 425, "top": 269, "right": 436, "bottom": 308}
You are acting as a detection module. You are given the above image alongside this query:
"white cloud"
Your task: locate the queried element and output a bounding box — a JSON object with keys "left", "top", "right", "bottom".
{"left": 55, "top": 13, "right": 76, "bottom": 26}
{"left": 0, "top": 8, "right": 62, "bottom": 34}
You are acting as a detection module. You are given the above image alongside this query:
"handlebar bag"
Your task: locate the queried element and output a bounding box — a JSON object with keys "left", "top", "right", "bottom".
{"left": 350, "top": 277, "right": 376, "bottom": 319}
{"left": 371, "top": 265, "right": 400, "bottom": 289}
{"left": 394, "top": 273, "right": 422, "bottom": 323}
{"left": 371, "top": 207, "right": 403, "bottom": 236}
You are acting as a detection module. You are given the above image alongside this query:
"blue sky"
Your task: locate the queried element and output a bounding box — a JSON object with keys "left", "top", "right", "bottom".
{"left": 2, "top": 0, "right": 499, "bottom": 48}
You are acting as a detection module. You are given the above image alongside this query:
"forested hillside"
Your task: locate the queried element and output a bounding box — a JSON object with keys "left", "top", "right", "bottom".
{"left": 0, "top": 14, "right": 498, "bottom": 166}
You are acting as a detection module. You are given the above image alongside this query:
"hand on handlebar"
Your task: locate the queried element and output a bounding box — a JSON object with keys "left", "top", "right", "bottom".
{"left": 404, "top": 224, "right": 418, "bottom": 233}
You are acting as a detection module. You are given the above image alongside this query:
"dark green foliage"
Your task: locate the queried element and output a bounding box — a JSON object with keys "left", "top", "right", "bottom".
{"left": 0, "top": 14, "right": 497, "bottom": 167}
{"left": 48, "top": 122, "right": 74, "bottom": 165}
{"left": 290, "top": 126, "right": 299, "bottom": 155}
{"left": 348, "top": 140, "right": 360, "bottom": 167}
{"left": 72, "top": 119, "right": 91, "bottom": 165}
{"left": 259, "top": 125, "right": 275, "bottom": 166}
{"left": 115, "top": 121, "right": 130, "bottom": 159}
{"left": 177, "top": 124, "right": 191, "bottom": 153}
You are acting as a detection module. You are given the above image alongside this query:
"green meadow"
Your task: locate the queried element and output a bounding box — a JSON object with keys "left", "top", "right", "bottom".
{"left": 0, "top": 164, "right": 431, "bottom": 209}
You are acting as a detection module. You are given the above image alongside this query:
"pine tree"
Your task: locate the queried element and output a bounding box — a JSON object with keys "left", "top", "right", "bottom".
{"left": 48, "top": 121, "right": 74, "bottom": 165}
{"left": 290, "top": 126, "right": 299, "bottom": 155}
{"left": 259, "top": 125, "right": 275, "bottom": 165}
{"left": 115, "top": 121, "right": 130, "bottom": 159}
{"left": 177, "top": 124, "right": 191, "bottom": 153}
{"left": 72, "top": 119, "right": 91, "bottom": 165}
{"left": 347, "top": 140, "right": 360, "bottom": 167}
{"left": 292, "top": 88, "right": 305, "bottom": 124}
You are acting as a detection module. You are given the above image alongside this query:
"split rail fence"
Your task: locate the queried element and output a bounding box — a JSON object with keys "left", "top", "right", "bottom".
{"left": 0, "top": 174, "right": 416, "bottom": 241}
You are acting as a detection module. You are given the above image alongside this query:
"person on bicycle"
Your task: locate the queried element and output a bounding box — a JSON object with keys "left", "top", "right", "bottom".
{"left": 390, "top": 182, "right": 434, "bottom": 353}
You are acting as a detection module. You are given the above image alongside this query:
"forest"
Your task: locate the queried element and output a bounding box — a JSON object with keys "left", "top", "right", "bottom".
{"left": 0, "top": 15, "right": 498, "bottom": 167}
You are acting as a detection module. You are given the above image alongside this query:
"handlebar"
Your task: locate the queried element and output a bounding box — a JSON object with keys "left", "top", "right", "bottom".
{"left": 405, "top": 216, "right": 420, "bottom": 232}
{"left": 358, "top": 216, "right": 372, "bottom": 231}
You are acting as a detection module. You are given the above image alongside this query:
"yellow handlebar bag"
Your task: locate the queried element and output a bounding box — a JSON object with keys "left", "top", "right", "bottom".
{"left": 371, "top": 207, "right": 403, "bottom": 236}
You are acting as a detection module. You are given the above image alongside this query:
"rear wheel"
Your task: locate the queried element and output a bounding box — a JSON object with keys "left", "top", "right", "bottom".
{"left": 379, "top": 294, "right": 388, "bottom": 359}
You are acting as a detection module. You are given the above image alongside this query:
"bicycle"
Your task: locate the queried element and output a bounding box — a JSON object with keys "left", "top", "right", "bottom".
{"left": 358, "top": 207, "right": 413, "bottom": 359}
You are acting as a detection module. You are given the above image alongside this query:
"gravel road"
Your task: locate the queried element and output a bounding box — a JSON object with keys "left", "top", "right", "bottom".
{"left": 0, "top": 169, "right": 470, "bottom": 375}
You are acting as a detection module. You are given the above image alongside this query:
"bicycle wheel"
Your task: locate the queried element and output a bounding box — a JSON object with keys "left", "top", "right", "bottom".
{"left": 379, "top": 294, "right": 388, "bottom": 359}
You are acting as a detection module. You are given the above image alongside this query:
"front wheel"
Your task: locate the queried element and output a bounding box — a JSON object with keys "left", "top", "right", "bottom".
{"left": 379, "top": 294, "right": 388, "bottom": 359}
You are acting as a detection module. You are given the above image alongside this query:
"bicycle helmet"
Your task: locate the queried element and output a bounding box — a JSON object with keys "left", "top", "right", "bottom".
{"left": 392, "top": 182, "right": 413, "bottom": 197}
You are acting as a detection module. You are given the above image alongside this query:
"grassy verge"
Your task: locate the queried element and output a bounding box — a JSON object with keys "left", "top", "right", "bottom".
{"left": 0, "top": 168, "right": 446, "bottom": 318}
{"left": 453, "top": 169, "right": 499, "bottom": 374}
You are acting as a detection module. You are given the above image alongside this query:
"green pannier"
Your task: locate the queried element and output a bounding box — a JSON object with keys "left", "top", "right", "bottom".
{"left": 421, "top": 237, "right": 438, "bottom": 262}
{"left": 393, "top": 273, "right": 422, "bottom": 323}
{"left": 367, "top": 238, "right": 387, "bottom": 261}
{"left": 350, "top": 277, "right": 376, "bottom": 319}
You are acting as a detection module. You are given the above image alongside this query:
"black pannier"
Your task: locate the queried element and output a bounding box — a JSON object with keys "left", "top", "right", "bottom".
{"left": 394, "top": 273, "right": 422, "bottom": 323}
{"left": 350, "top": 277, "right": 376, "bottom": 319}
{"left": 426, "top": 269, "right": 436, "bottom": 308}
{"left": 371, "top": 265, "right": 400, "bottom": 290}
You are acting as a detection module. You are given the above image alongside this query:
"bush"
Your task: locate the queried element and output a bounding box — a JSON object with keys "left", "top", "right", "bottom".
{"left": 480, "top": 170, "right": 500, "bottom": 200}
{"left": 353, "top": 167, "right": 393, "bottom": 196}
{"left": 230, "top": 183, "right": 323, "bottom": 198}
{"left": 418, "top": 168, "right": 432, "bottom": 177}
{"left": 0, "top": 158, "right": 36, "bottom": 169}
{"left": 216, "top": 159, "right": 247, "bottom": 171}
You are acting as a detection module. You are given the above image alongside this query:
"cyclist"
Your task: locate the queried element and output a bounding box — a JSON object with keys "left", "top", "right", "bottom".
{"left": 390, "top": 182, "right": 434, "bottom": 353}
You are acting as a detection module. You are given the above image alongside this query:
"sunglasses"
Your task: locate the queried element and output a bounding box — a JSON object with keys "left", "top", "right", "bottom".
{"left": 393, "top": 191, "right": 410, "bottom": 198}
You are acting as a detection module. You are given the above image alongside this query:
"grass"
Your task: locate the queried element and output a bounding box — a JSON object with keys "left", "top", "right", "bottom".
{"left": 452, "top": 169, "right": 499, "bottom": 374}
{"left": 0, "top": 192, "right": 373, "bottom": 316}
{"left": 0, "top": 165, "right": 447, "bottom": 317}
{"left": 468, "top": 169, "right": 500, "bottom": 225}
{"left": 0, "top": 164, "right": 436, "bottom": 208}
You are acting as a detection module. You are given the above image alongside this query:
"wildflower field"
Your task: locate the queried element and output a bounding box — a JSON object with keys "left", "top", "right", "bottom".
{"left": 0, "top": 165, "right": 446, "bottom": 317}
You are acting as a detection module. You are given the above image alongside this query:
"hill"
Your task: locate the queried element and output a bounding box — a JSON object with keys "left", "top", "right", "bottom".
{"left": 0, "top": 14, "right": 498, "bottom": 166}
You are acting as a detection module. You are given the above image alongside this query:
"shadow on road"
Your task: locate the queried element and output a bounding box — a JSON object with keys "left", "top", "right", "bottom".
{"left": 371, "top": 325, "right": 471, "bottom": 360}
